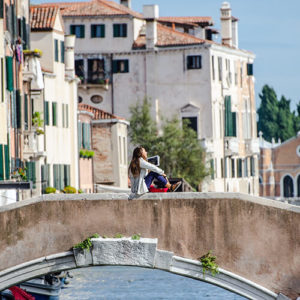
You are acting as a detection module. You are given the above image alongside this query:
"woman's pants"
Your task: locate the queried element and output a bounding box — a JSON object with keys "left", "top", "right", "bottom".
{"left": 144, "top": 171, "right": 167, "bottom": 189}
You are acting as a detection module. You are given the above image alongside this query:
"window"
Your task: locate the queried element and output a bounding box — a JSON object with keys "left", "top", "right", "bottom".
{"left": 187, "top": 55, "right": 202, "bottom": 69}
{"left": 5, "top": 56, "right": 13, "bottom": 91}
{"left": 224, "top": 96, "right": 237, "bottom": 137}
{"left": 211, "top": 56, "right": 215, "bottom": 80}
{"left": 182, "top": 117, "right": 198, "bottom": 134}
{"left": 53, "top": 164, "right": 69, "bottom": 190}
{"left": 44, "top": 101, "right": 49, "bottom": 126}
{"left": 218, "top": 57, "right": 222, "bottom": 81}
{"left": 237, "top": 159, "right": 242, "bottom": 178}
{"left": 82, "top": 123, "right": 91, "bottom": 149}
{"left": 210, "top": 159, "right": 214, "bottom": 179}
{"left": 231, "top": 158, "right": 235, "bottom": 178}
{"left": 41, "top": 164, "right": 50, "bottom": 193}
{"left": 54, "top": 39, "right": 59, "bottom": 62}
{"left": 113, "top": 23, "right": 127, "bottom": 37}
{"left": 75, "top": 59, "right": 84, "bottom": 82}
{"left": 247, "top": 63, "right": 253, "bottom": 76}
{"left": 112, "top": 59, "right": 129, "bottom": 73}
{"left": 26, "top": 161, "right": 36, "bottom": 188}
{"left": 283, "top": 175, "right": 294, "bottom": 198}
{"left": 90, "top": 95, "right": 103, "bottom": 104}
{"left": 16, "top": 90, "right": 21, "bottom": 129}
{"left": 60, "top": 41, "right": 64, "bottom": 63}
{"left": 52, "top": 102, "right": 57, "bottom": 126}
{"left": 0, "top": 144, "right": 10, "bottom": 180}
{"left": 250, "top": 156, "right": 255, "bottom": 176}
{"left": 91, "top": 24, "right": 105, "bottom": 38}
{"left": 70, "top": 25, "right": 85, "bottom": 38}
{"left": 88, "top": 59, "right": 105, "bottom": 83}
{"left": 244, "top": 158, "right": 248, "bottom": 177}
{"left": 24, "top": 94, "right": 28, "bottom": 130}
{"left": 297, "top": 175, "right": 300, "bottom": 197}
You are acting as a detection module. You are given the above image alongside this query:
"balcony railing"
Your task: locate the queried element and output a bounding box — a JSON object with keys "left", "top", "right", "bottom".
{"left": 245, "top": 138, "right": 260, "bottom": 155}
{"left": 78, "top": 76, "right": 109, "bottom": 90}
{"left": 23, "top": 130, "right": 45, "bottom": 158}
{"left": 225, "top": 137, "right": 239, "bottom": 156}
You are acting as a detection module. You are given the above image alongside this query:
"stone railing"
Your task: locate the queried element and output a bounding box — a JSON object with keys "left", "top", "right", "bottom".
{"left": 23, "top": 130, "right": 45, "bottom": 158}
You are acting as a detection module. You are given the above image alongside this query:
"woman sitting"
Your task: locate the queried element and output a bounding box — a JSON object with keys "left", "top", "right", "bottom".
{"left": 128, "top": 146, "right": 181, "bottom": 199}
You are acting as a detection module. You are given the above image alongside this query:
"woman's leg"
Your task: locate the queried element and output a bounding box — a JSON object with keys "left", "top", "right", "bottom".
{"left": 144, "top": 171, "right": 168, "bottom": 189}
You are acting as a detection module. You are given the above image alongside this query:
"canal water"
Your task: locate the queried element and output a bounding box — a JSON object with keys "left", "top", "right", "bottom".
{"left": 60, "top": 266, "right": 247, "bottom": 299}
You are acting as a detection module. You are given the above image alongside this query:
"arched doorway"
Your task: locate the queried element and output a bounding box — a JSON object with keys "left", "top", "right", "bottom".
{"left": 283, "top": 175, "right": 294, "bottom": 197}
{"left": 297, "top": 175, "right": 300, "bottom": 197}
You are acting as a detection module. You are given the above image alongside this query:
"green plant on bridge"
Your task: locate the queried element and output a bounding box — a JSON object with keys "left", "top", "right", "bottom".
{"left": 131, "top": 234, "right": 141, "bottom": 240}
{"left": 199, "top": 251, "right": 219, "bottom": 277}
{"left": 113, "top": 233, "right": 124, "bottom": 238}
{"left": 74, "top": 233, "right": 100, "bottom": 250}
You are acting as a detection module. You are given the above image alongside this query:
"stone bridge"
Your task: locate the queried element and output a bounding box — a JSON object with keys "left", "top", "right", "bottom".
{"left": 0, "top": 193, "right": 299, "bottom": 299}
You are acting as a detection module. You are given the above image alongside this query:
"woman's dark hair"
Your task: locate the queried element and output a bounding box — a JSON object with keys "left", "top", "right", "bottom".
{"left": 129, "top": 146, "right": 143, "bottom": 177}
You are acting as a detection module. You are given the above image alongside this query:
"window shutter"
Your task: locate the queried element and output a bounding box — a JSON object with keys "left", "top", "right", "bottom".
{"left": 101, "top": 24, "right": 105, "bottom": 37}
{"left": 54, "top": 39, "right": 59, "bottom": 62}
{"left": 60, "top": 165, "right": 64, "bottom": 189}
{"left": 78, "top": 122, "right": 82, "bottom": 149}
{"left": 91, "top": 24, "right": 95, "bottom": 38}
{"left": 66, "top": 104, "right": 69, "bottom": 128}
{"left": 61, "top": 41, "right": 64, "bottom": 63}
{"left": 24, "top": 94, "right": 28, "bottom": 130}
{"left": 87, "top": 123, "right": 91, "bottom": 149}
{"left": 232, "top": 112, "right": 236, "bottom": 137}
{"left": 124, "top": 60, "right": 129, "bottom": 73}
{"left": 1, "top": 58, "right": 4, "bottom": 102}
{"left": 225, "top": 96, "right": 231, "bottom": 136}
{"left": 80, "top": 25, "right": 85, "bottom": 38}
{"left": 70, "top": 25, "right": 75, "bottom": 35}
{"left": 122, "top": 24, "right": 127, "bottom": 37}
{"left": 82, "top": 123, "right": 86, "bottom": 149}
{"left": 5, "top": 56, "right": 13, "bottom": 91}
{"left": 0, "top": 0, "right": 3, "bottom": 18}
{"left": 62, "top": 104, "right": 65, "bottom": 128}
{"left": 112, "top": 60, "right": 118, "bottom": 73}
{"left": 4, "top": 144, "right": 9, "bottom": 180}
{"left": 52, "top": 102, "right": 57, "bottom": 126}
{"left": 210, "top": 159, "right": 214, "bottom": 179}
{"left": 44, "top": 101, "right": 49, "bottom": 126}
{"left": 53, "top": 164, "right": 59, "bottom": 189}
{"left": 0, "top": 145, "right": 4, "bottom": 180}
{"left": 16, "top": 90, "right": 21, "bottom": 128}
{"left": 113, "top": 24, "right": 119, "bottom": 37}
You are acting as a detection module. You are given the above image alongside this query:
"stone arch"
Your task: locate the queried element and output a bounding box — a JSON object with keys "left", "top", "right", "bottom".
{"left": 282, "top": 175, "right": 294, "bottom": 198}
{"left": 0, "top": 239, "right": 278, "bottom": 300}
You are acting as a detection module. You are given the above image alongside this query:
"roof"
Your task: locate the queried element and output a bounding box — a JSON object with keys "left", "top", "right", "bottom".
{"left": 158, "top": 16, "right": 213, "bottom": 27}
{"left": 39, "top": 0, "right": 143, "bottom": 19}
{"left": 30, "top": 6, "right": 59, "bottom": 31}
{"left": 133, "top": 23, "right": 205, "bottom": 49}
{"left": 78, "top": 103, "right": 125, "bottom": 121}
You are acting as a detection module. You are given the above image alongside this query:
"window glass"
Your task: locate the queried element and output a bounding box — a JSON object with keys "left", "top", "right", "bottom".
{"left": 187, "top": 55, "right": 202, "bottom": 69}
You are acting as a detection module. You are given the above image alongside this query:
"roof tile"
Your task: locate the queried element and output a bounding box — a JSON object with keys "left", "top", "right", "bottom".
{"left": 158, "top": 16, "right": 213, "bottom": 26}
{"left": 30, "top": 6, "right": 59, "bottom": 30}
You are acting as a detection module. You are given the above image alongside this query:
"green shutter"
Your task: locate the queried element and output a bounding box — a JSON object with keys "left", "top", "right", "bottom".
{"left": 0, "top": 0, "right": 3, "bottom": 18}
{"left": 78, "top": 122, "right": 82, "bottom": 149}
{"left": 113, "top": 24, "right": 119, "bottom": 37}
{"left": 124, "top": 60, "right": 129, "bottom": 72}
{"left": 53, "top": 164, "right": 59, "bottom": 189}
{"left": 232, "top": 112, "right": 236, "bottom": 137}
{"left": 4, "top": 144, "right": 10, "bottom": 180}
{"left": 225, "top": 96, "right": 231, "bottom": 136}
{"left": 54, "top": 39, "right": 59, "bottom": 62}
{"left": 91, "top": 24, "right": 95, "bottom": 38}
{"left": 61, "top": 41, "right": 64, "bottom": 63}
{"left": 64, "top": 164, "right": 70, "bottom": 187}
{"left": 101, "top": 24, "right": 105, "bottom": 37}
{"left": 44, "top": 101, "right": 49, "bottom": 126}
{"left": 16, "top": 90, "right": 21, "bottom": 128}
{"left": 87, "top": 123, "right": 91, "bottom": 149}
{"left": 80, "top": 25, "right": 85, "bottom": 38}
{"left": 52, "top": 102, "right": 57, "bottom": 126}
{"left": 12, "top": 91, "right": 17, "bottom": 128}
{"left": 0, "top": 145, "right": 4, "bottom": 180}
{"left": 5, "top": 56, "right": 13, "bottom": 91}
{"left": 82, "top": 123, "right": 86, "bottom": 149}
{"left": 1, "top": 58, "right": 4, "bottom": 102}
{"left": 24, "top": 94, "right": 28, "bottom": 130}
{"left": 224, "top": 157, "right": 227, "bottom": 178}
{"left": 210, "top": 159, "right": 214, "bottom": 179}
{"left": 112, "top": 60, "right": 118, "bottom": 73}
{"left": 66, "top": 104, "right": 69, "bottom": 128}
{"left": 247, "top": 63, "right": 253, "bottom": 76}
{"left": 70, "top": 25, "right": 75, "bottom": 35}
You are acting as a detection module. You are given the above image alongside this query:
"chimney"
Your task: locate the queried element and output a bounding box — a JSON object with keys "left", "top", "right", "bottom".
{"left": 220, "top": 2, "right": 232, "bottom": 46}
{"left": 120, "top": 0, "right": 131, "bottom": 9}
{"left": 143, "top": 5, "right": 159, "bottom": 49}
{"left": 231, "top": 17, "right": 238, "bottom": 48}
{"left": 64, "top": 35, "right": 76, "bottom": 77}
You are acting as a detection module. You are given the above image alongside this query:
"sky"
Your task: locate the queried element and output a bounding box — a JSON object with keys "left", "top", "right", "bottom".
{"left": 34, "top": 0, "right": 300, "bottom": 111}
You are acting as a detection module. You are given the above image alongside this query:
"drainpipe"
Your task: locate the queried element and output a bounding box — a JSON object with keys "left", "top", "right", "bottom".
{"left": 110, "top": 54, "right": 114, "bottom": 114}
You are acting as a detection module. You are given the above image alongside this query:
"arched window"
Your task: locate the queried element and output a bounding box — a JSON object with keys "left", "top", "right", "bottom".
{"left": 297, "top": 175, "right": 300, "bottom": 197}
{"left": 283, "top": 175, "right": 294, "bottom": 198}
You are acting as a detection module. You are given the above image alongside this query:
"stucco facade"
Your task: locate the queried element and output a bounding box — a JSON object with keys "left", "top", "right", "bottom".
{"left": 42, "top": 0, "right": 259, "bottom": 194}
{"left": 259, "top": 133, "right": 300, "bottom": 202}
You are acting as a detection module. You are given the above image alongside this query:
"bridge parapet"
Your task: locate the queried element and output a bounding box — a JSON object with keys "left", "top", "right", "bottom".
{"left": 0, "top": 193, "right": 299, "bottom": 299}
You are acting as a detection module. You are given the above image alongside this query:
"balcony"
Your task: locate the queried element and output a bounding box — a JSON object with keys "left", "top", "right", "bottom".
{"left": 23, "top": 130, "right": 46, "bottom": 158}
{"left": 245, "top": 138, "right": 260, "bottom": 155}
{"left": 78, "top": 76, "right": 109, "bottom": 90}
{"left": 225, "top": 137, "right": 239, "bottom": 156}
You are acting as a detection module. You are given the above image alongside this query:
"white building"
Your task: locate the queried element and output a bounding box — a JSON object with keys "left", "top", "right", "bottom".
{"left": 28, "top": 6, "right": 79, "bottom": 193}
{"left": 41, "top": 0, "right": 259, "bottom": 194}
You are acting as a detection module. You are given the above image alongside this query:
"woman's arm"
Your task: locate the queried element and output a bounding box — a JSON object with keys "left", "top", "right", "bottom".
{"left": 140, "top": 158, "right": 164, "bottom": 175}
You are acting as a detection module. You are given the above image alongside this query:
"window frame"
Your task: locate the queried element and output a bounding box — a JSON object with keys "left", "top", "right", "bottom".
{"left": 187, "top": 55, "right": 202, "bottom": 70}
{"left": 91, "top": 24, "right": 105, "bottom": 38}
{"left": 113, "top": 23, "right": 127, "bottom": 38}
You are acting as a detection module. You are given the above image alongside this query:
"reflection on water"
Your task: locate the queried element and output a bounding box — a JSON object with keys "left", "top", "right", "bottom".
{"left": 60, "top": 266, "right": 246, "bottom": 299}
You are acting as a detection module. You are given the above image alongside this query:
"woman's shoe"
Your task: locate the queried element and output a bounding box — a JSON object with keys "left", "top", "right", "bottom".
{"left": 169, "top": 181, "right": 182, "bottom": 192}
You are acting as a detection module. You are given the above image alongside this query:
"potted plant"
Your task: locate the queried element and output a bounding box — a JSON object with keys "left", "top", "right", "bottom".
{"left": 32, "top": 112, "right": 44, "bottom": 135}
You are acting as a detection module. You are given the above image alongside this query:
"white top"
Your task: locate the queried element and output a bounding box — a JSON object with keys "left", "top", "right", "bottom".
{"left": 129, "top": 157, "right": 164, "bottom": 198}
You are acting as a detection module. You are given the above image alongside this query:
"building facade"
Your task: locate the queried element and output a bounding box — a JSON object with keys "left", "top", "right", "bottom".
{"left": 259, "top": 132, "right": 300, "bottom": 204}
{"left": 41, "top": 0, "right": 259, "bottom": 194}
